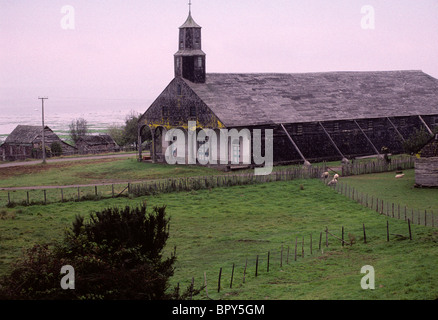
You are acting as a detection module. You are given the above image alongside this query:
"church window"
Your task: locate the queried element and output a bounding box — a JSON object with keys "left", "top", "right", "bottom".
{"left": 162, "top": 106, "right": 169, "bottom": 117}
{"left": 197, "top": 57, "right": 203, "bottom": 68}
{"left": 189, "top": 105, "right": 197, "bottom": 117}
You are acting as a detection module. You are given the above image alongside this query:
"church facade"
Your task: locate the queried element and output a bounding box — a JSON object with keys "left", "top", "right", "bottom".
{"left": 138, "top": 10, "right": 438, "bottom": 168}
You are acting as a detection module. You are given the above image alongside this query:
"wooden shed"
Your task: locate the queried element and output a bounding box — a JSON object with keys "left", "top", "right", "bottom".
{"left": 415, "top": 134, "right": 438, "bottom": 187}
{"left": 75, "top": 134, "right": 120, "bottom": 155}
{"left": 0, "top": 125, "right": 77, "bottom": 161}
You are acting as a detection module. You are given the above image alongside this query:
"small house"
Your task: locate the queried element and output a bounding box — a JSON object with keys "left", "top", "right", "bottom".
{"left": 75, "top": 134, "right": 120, "bottom": 155}
{"left": 0, "top": 125, "right": 76, "bottom": 161}
{"left": 415, "top": 134, "right": 438, "bottom": 187}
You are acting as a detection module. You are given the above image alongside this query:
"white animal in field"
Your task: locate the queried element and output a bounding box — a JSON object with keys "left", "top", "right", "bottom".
{"left": 395, "top": 174, "right": 405, "bottom": 179}
{"left": 327, "top": 178, "right": 338, "bottom": 186}
{"left": 321, "top": 171, "right": 329, "bottom": 179}
{"left": 333, "top": 174, "right": 339, "bottom": 180}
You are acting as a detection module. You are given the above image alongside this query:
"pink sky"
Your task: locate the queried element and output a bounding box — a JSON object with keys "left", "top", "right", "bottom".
{"left": 1, "top": 0, "right": 437, "bottom": 116}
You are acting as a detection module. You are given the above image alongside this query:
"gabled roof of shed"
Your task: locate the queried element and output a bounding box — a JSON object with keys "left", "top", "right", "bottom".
{"left": 183, "top": 70, "right": 438, "bottom": 127}
{"left": 4, "top": 125, "right": 51, "bottom": 144}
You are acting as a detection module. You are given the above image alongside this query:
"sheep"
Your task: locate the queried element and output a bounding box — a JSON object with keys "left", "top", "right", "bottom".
{"left": 327, "top": 178, "right": 338, "bottom": 186}
{"left": 333, "top": 174, "right": 339, "bottom": 180}
{"left": 321, "top": 171, "right": 329, "bottom": 179}
{"left": 395, "top": 174, "right": 405, "bottom": 179}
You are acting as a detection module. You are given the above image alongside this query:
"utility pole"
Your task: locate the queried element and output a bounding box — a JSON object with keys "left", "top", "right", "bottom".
{"left": 38, "top": 97, "right": 48, "bottom": 164}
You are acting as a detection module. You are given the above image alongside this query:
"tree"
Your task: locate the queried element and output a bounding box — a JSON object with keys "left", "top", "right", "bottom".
{"left": 0, "top": 204, "right": 200, "bottom": 300}
{"left": 50, "top": 142, "right": 63, "bottom": 157}
{"left": 69, "top": 118, "right": 88, "bottom": 145}
{"left": 107, "top": 124, "right": 125, "bottom": 147}
{"left": 107, "top": 111, "right": 151, "bottom": 149}
{"left": 402, "top": 126, "right": 437, "bottom": 155}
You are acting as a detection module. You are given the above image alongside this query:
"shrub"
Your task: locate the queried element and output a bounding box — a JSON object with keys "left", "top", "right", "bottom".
{"left": 0, "top": 203, "right": 200, "bottom": 300}
{"left": 50, "top": 142, "right": 63, "bottom": 157}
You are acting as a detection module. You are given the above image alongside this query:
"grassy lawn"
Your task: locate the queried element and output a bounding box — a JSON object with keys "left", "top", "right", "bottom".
{"left": 1, "top": 178, "right": 437, "bottom": 300}
{"left": 0, "top": 157, "right": 225, "bottom": 188}
{"left": 341, "top": 169, "right": 438, "bottom": 212}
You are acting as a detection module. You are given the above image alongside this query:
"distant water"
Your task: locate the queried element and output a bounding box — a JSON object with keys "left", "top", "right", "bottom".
{"left": 0, "top": 108, "right": 145, "bottom": 142}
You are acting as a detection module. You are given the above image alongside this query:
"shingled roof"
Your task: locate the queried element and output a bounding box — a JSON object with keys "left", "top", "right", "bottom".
{"left": 183, "top": 70, "right": 438, "bottom": 127}
{"left": 4, "top": 125, "right": 49, "bottom": 144}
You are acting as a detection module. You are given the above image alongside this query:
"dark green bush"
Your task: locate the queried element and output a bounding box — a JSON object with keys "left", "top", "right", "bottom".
{"left": 0, "top": 203, "right": 199, "bottom": 300}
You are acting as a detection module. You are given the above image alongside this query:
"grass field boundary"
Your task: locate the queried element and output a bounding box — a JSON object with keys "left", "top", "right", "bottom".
{"left": 339, "top": 155, "right": 415, "bottom": 176}
{"left": 0, "top": 155, "right": 417, "bottom": 208}
{"left": 1, "top": 166, "right": 326, "bottom": 207}
{"left": 182, "top": 219, "right": 420, "bottom": 300}
{"left": 330, "top": 180, "right": 437, "bottom": 228}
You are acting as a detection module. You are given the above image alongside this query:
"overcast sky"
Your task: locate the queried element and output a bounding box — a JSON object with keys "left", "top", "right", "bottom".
{"left": 1, "top": 0, "right": 437, "bottom": 116}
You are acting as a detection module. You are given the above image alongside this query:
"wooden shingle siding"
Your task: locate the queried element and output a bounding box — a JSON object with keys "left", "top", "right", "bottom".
{"left": 415, "top": 157, "right": 438, "bottom": 187}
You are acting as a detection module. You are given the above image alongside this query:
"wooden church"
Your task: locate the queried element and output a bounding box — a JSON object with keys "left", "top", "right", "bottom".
{"left": 138, "top": 8, "right": 438, "bottom": 167}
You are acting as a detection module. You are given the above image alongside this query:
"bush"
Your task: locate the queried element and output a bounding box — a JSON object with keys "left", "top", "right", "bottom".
{"left": 402, "top": 126, "right": 438, "bottom": 155}
{"left": 50, "top": 142, "right": 63, "bottom": 157}
{"left": 0, "top": 203, "right": 200, "bottom": 300}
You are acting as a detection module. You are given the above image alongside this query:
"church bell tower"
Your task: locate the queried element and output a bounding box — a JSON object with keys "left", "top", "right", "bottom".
{"left": 174, "top": 4, "right": 206, "bottom": 83}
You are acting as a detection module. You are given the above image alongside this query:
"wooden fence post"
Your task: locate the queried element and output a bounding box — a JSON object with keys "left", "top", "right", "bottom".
{"left": 230, "top": 263, "right": 235, "bottom": 289}
{"left": 218, "top": 268, "right": 222, "bottom": 293}
{"left": 341, "top": 226, "right": 344, "bottom": 247}
{"left": 255, "top": 256, "right": 259, "bottom": 277}
{"left": 319, "top": 232, "right": 322, "bottom": 250}
{"left": 386, "top": 221, "right": 389, "bottom": 242}
{"left": 267, "top": 251, "right": 270, "bottom": 272}
{"left": 44, "top": 190, "right": 47, "bottom": 204}
{"left": 408, "top": 219, "right": 412, "bottom": 240}
{"left": 363, "top": 224, "right": 367, "bottom": 244}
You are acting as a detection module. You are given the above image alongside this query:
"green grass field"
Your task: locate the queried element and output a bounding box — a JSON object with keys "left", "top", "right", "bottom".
{"left": 0, "top": 157, "right": 228, "bottom": 188}
{"left": 342, "top": 169, "right": 438, "bottom": 212}
{"left": 1, "top": 172, "right": 437, "bottom": 300}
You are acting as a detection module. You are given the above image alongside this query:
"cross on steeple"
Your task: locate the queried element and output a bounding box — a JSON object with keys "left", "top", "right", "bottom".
{"left": 188, "top": 0, "right": 192, "bottom": 13}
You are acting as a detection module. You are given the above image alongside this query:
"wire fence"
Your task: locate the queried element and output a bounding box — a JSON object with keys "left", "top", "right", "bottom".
{"left": 181, "top": 218, "right": 420, "bottom": 300}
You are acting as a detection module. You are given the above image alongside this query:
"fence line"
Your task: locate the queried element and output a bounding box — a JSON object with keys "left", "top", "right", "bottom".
{"left": 193, "top": 219, "right": 417, "bottom": 299}
{"left": 331, "top": 180, "right": 437, "bottom": 228}
{"left": 1, "top": 165, "right": 326, "bottom": 207}
{"left": 340, "top": 155, "right": 415, "bottom": 177}
{"left": 0, "top": 155, "right": 418, "bottom": 208}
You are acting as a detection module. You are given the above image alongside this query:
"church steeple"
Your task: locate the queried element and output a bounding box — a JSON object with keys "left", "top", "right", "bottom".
{"left": 174, "top": 3, "right": 206, "bottom": 83}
